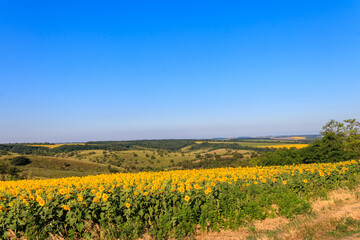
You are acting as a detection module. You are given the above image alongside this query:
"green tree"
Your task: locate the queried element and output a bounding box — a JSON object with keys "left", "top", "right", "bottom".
{"left": 320, "top": 119, "right": 360, "bottom": 155}
{"left": 343, "top": 119, "right": 360, "bottom": 152}
{"left": 10, "top": 156, "right": 31, "bottom": 166}
{"left": 0, "top": 163, "right": 22, "bottom": 180}
{"left": 320, "top": 119, "right": 345, "bottom": 136}
{"left": 257, "top": 118, "right": 360, "bottom": 166}
{"left": 300, "top": 133, "right": 355, "bottom": 164}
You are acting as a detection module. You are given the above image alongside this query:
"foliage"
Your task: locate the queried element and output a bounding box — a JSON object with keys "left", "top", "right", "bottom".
{"left": 0, "top": 140, "right": 196, "bottom": 156}
{"left": 87, "top": 140, "right": 196, "bottom": 151}
{"left": 321, "top": 119, "right": 360, "bottom": 154}
{"left": 257, "top": 119, "right": 360, "bottom": 166}
{"left": 255, "top": 148, "right": 301, "bottom": 166}
{"left": 177, "top": 155, "right": 253, "bottom": 169}
{"left": 189, "top": 142, "right": 272, "bottom": 153}
{"left": 0, "top": 163, "right": 22, "bottom": 181}
{"left": 0, "top": 150, "right": 8, "bottom": 155}
{"left": 10, "top": 156, "right": 31, "bottom": 166}
{"left": 301, "top": 133, "right": 357, "bottom": 163}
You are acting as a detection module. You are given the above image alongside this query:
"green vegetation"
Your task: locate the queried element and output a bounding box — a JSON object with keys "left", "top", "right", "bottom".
{"left": 177, "top": 150, "right": 253, "bottom": 169}
{"left": 0, "top": 163, "right": 22, "bottom": 181}
{"left": 256, "top": 119, "right": 360, "bottom": 166}
{"left": 10, "top": 156, "right": 31, "bottom": 166}
{"left": 0, "top": 153, "right": 116, "bottom": 179}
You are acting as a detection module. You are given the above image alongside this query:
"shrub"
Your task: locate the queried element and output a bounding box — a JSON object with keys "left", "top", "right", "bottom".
{"left": 10, "top": 156, "right": 31, "bottom": 166}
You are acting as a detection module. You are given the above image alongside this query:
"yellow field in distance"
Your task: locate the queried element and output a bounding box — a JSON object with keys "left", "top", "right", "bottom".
{"left": 290, "top": 137, "right": 306, "bottom": 140}
{"left": 28, "top": 143, "right": 85, "bottom": 149}
{"left": 257, "top": 144, "right": 309, "bottom": 149}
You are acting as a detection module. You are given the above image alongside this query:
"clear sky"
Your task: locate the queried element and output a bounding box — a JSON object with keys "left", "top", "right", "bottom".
{"left": 0, "top": 1, "right": 359, "bottom": 143}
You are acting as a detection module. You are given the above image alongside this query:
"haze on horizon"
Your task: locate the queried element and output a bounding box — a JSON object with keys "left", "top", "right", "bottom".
{"left": 1, "top": 1, "right": 359, "bottom": 143}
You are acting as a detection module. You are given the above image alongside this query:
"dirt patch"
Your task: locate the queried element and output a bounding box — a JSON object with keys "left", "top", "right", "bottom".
{"left": 254, "top": 217, "right": 289, "bottom": 231}
{"left": 192, "top": 187, "right": 360, "bottom": 240}
{"left": 195, "top": 229, "right": 250, "bottom": 240}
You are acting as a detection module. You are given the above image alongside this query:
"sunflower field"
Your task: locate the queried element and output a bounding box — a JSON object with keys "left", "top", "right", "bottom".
{"left": 1, "top": 160, "right": 360, "bottom": 239}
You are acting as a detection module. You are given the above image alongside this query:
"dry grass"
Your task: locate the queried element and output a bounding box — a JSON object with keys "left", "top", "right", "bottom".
{"left": 194, "top": 187, "right": 360, "bottom": 240}
{"left": 195, "top": 229, "right": 250, "bottom": 240}
{"left": 253, "top": 217, "right": 289, "bottom": 231}
{"left": 16, "top": 155, "right": 113, "bottom": 179}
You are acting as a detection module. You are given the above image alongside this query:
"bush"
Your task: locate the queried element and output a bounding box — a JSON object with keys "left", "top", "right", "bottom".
{"left": 301, "top": 133, "right": 357, "bottom": 164}
{"left": 0, "top": 150, "right": 8, "bottom": 155}
{"left": 256, "top": 148, "right": 301, "bottom": 166}
{"left": 10, "top": 156, "right": 31, "bottom": 166}
{"left": 0, "top": 163, "right": 22, "bottom": 181}
{"left": 256, "top": 133, "right": 358, "bottom": 166}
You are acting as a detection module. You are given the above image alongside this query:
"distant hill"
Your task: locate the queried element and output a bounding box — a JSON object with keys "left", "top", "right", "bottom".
{"left": 232, "top": 134, "right": 321, "bottom": 140}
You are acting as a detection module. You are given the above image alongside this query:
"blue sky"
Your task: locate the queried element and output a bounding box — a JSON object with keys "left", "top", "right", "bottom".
{"left": 0, "top": 0, "right": 359, "bottom": 143}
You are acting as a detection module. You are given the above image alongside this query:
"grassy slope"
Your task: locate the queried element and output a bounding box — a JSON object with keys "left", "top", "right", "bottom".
{"left": 0, "top": 153, "right": 117, "bottom": 179}
{"left": 56, "top": 148, "right": 255, "bottom": 168}
{"left": 55, "top": 149, "right": 203, "bottom": 167}
{"left": 0, "top": 148, "right": 254, "bottom": 179}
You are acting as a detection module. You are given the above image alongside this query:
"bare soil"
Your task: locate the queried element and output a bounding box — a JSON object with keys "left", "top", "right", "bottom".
{"left": 194, "top": 187, "right": 360, "bottom": 240}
